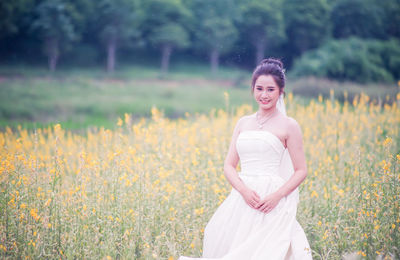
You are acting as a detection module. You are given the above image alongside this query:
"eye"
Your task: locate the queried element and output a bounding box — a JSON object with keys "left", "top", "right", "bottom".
{"left": 256, "top": 87, "right": 262, "bottom": 91}
{"left": 268, "top": 88, "right": 275, "bottom": 92}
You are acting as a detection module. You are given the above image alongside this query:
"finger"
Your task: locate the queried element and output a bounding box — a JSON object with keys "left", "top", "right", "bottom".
{"left": 257, "top": 200, "right": 267, "bottom": 209}
{"left": 253, "top": 200, "right": 262, "bottom": 209}
{"left": 261, "top": 205, "right": 269, "bottom": 213}
{"left": 258, "top": 203, "right": 266, "bottom": 211}
{"left": 264, "top": 204, "right": 276, "bottom": 213}
{"left": 249, "top": 200, "right": 256, "bottom": 209}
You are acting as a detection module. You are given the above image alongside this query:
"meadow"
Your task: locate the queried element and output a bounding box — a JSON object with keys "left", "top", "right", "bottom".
{"left": 0, "top": 64, "right": 398, "bottom": 130}
{"left": 0, "top": 88, "right": 399, "bottom": 259}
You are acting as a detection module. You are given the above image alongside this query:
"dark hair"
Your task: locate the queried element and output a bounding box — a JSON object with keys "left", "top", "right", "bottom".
{"left": 251, "top": 58, "right": 286, "bottom": 94}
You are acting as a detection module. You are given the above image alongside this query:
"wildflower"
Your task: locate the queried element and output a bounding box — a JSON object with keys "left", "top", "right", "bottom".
{"left": 30, "top": 208, "right": 39, "bottom": 221}
{"left": 117, "top": 117, "right": 123, "bottom": 127}
{"left": 195, "top": 207, "right": 204, "bottom": 215}
{"left": 44, "top": 198, "right": 51, "bottom": 207}
{"left": 311, "top": 190, "right": 318, "bottom": 198}
{"left": 383, "top": 137, "right": 392, "bottom": 146}
{"left": 124, "top": 113, "right": 131, "bottom": 125}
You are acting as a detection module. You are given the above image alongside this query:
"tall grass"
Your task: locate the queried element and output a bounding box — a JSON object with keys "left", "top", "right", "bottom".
{"left": 1, "top": 91, "right": 399, "bottom": 259}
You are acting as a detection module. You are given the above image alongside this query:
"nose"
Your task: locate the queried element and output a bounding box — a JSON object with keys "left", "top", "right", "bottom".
{"left": 261, "top": 90, "right": 269, "bottom": 98}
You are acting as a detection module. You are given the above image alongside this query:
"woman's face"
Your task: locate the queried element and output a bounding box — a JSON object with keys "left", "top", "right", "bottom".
{"left": 253, "top": 75, "right": 281, "bottom": 110}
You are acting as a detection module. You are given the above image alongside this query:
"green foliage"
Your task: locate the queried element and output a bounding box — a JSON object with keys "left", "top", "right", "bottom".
{"left": 31, "top": 0, "right": 81, "bottom": 43}
{"left": 283, "top": 0, "right": 330, "bottom": 54}
{"left": 240, "top": 0, "right": 285, "bottom": 43}
{"left": 331, "top": 0, "right": 386, "bottom": 39}
{"left": 381, "top": 0, "right": 400, "bottom": 38}
{"left": 143, "top": 0, "right": 191, "bottom": 48}
{"left": 290, "top": 38, "right": 400, "bottom": 83}
{"left": 1, "top": 0, "right": 400, "bottom": 82}
{"left": 95, "top": 0, "right": 141, "bottom": 46}
{"left": 239, "top": 0, "right": 285, "bottom": 64}
{"left": 30, "top": 0, "right": 87, "bottom": 70}
{"left": 0, "top": 0, "right": 34, "bottom": 37}
{"left": 148, "top": 23, "right": 189, "bottom": 50}
{"left": 189, "top": 0, "right": 239, "bottom": 54}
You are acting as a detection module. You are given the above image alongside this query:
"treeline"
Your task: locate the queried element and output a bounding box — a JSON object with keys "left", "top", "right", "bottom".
{"left": 1, "top": 0, "right": 399, "bottom": 82}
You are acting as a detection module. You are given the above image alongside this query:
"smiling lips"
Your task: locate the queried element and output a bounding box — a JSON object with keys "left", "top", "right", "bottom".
{"left": 260, "top": 99, "right": 271, "bottom": 104}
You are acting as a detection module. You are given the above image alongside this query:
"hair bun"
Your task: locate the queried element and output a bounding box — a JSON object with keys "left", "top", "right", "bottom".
{"left": 260, "top": 58, "right": 283, "bottom": 69}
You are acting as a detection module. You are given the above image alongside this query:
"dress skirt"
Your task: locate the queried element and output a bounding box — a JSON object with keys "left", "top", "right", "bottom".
{"left": 179, "top": 173, "right": 312, "bottom": 260}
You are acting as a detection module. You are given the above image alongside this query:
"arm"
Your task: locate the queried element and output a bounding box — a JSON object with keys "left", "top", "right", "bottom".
{"left": 256, "top": 118, "right": 307, "bottom": 213}
{"left": 224, "top": 117, "right": 260, "bottom": 209}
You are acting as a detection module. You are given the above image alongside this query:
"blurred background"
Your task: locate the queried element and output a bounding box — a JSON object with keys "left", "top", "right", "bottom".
{"left": 0, "top": 0, "right": 399, "bottom": 129}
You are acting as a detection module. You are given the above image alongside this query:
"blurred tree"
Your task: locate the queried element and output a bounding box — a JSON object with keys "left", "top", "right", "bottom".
{"left": 188, "top": 0, "right": 239, "bottom": 74}
{"left": 381, "top": 0, "right": 400, "bottom": 38}
{"left": 331, "top": 0, "right": 386, "bottom": 39}
{"left": 0, "top": 0, "right": 34, "bottom": 38}
{"left": 290, "top": 37, "right": 399, "bottom": 83}
{"left": 30, "top": 0, "right": 85, "bottom": 71}
{"left": 239, "top": 0, "right": 285, "bottom": 65}
{"left": 95, "top": 0, "right": 142, "bottom": 73}
{"left": 143, "top": 0, "right": 190, "bottom": 75}
{"left": 283, "top": 0, "right": 330, "bottom": 60}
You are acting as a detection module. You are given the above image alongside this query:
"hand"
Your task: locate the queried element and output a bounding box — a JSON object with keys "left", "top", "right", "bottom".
{"left": 256, "top": 191, "right": 284, "bottom": 214}
{"left": 240, "top": 187, "right": 261, "bottom": 210}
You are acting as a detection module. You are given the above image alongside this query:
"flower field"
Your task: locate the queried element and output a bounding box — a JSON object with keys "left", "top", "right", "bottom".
{"left": 1, "top": 92, "right": 399, "bottom": 259}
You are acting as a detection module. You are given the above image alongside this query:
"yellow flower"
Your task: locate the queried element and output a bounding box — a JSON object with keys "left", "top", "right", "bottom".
{"left": 195, "top": 207, "right": 204, "bottom": 215}
{"left": 383, "top": 137, "right": 392, "bottom": 146}
{"left": 30, "top": 208, "right": 39, "bottom": 221}
{"left": 44, "top": 198, "right": 52, "bottom": 207}
{"left": 117, "top": 117, "right": 123, "bottom": 127}
{"left": 311, "top": 190, "right": 318, "bottom": 198}
{"left": 124, "top": 113, "right": 131, "bottom": 125}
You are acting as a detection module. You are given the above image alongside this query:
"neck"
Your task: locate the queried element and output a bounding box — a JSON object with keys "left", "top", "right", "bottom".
{"left": 257, "top": 107, "right": 277, "bottom": 117}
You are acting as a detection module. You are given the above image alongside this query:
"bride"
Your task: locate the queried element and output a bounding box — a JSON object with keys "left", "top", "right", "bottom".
{"left": 179, "top": 58, "right": 312, "bottom": 260}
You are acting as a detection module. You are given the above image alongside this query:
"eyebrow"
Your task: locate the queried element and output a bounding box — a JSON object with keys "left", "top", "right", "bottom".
{"left": 255, "top": 85, "right": 276, "bottom": 88}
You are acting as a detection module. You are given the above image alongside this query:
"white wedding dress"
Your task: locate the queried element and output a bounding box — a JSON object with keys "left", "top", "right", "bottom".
{"left": 178, "top": 130, "right": 312, "bottom": 260}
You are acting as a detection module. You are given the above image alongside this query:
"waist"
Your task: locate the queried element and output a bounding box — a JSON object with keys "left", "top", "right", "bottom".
{"left": 239, "top": 170, "right": 280, "bottom": 177}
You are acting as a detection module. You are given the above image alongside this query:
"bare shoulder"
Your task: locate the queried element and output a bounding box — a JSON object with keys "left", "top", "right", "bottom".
{"left": 286, "top": 116, "right": 301, "bottom": 129}
{"left": 235, "top": 114, "right": 254, "bottom": 131}
{"left": 285, "top": 116, "right": 303, "bottom": 136}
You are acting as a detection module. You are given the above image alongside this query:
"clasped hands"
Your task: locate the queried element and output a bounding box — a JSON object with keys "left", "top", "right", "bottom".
{"left": 240, "top": 188, "right": 283, "bottom": 214}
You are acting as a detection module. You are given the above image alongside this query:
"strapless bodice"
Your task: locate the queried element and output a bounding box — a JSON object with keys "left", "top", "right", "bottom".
{"left": 236, "top": 131, "right": 285, "bottom": 176}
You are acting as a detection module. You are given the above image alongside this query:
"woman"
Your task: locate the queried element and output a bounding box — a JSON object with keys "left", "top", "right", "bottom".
{"left": 179, "top": 58, "right": 312, "bottom": 260}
